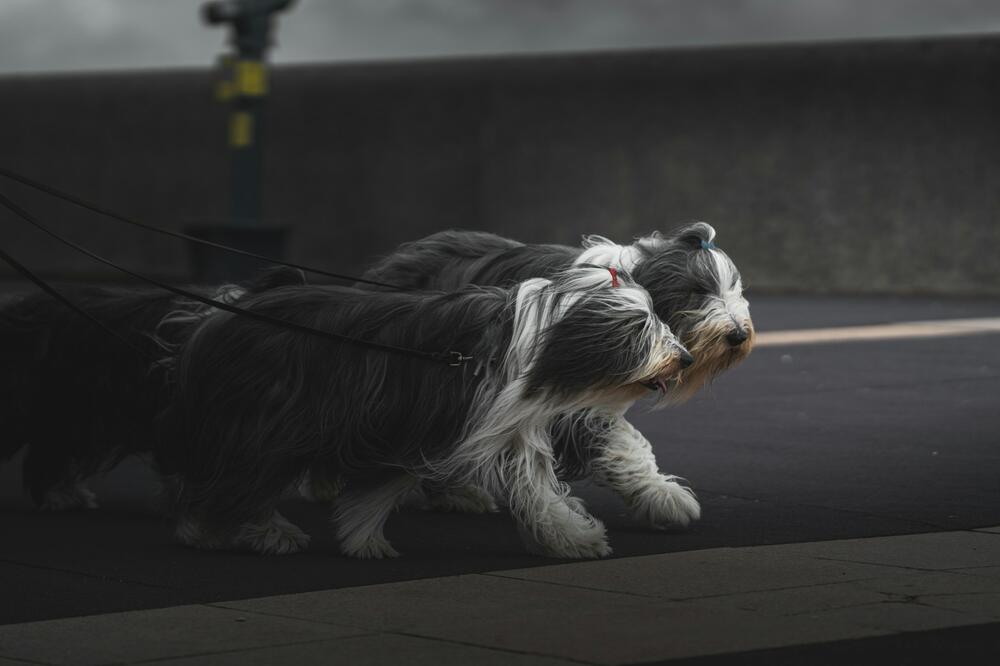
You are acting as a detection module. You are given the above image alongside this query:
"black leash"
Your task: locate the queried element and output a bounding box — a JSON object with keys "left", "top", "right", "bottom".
{"left": 0, "top": 245, "right": 150, "bottom": 359}
{"left": 0, "top": 166, "right": 404, "bottom": 291}
{"left": 0, "top": 192, "right": 470, "bottom": 367}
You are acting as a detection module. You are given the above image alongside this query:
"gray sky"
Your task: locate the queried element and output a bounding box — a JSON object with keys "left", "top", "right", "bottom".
{"left": 1, "top": 0, "right": 999, "bottom": 74}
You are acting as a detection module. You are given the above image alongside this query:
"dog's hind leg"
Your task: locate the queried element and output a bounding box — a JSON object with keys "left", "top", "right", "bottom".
{"left": 176, "top": 509, "right": 311, "bottom": 555}
{"left": 23, "top": 447, "right": 99, "bottom": 511}
{"left": 334, "top": 473, "right": 420, "bottom": 559}
{"left": 39, "top": 478, "right": 99, "bottom": 511}
{"left": 411, "top": 482, "right": 499, "bottom": 514}
{"left": 233, "top": 510, "right": 311, "bottom": 555}
{"left": 590, "top": 418, "right": 700, "bottom": 528}
{"left": 298, "top": 465, "right": 344, "bottom": 503}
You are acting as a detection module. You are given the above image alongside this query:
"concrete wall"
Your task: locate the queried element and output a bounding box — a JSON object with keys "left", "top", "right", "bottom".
{"left": 1, "top": 35, "right": 998, "bottom": 294}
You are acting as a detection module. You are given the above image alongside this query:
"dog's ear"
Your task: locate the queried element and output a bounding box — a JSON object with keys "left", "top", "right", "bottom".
{"left": 667, "top": 221, "right": 717, "bottom": 251}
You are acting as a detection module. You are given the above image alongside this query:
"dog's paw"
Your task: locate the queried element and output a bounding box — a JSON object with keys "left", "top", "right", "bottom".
{"left": 631, "top": 477, "right": 701, "bottom": 528}
{"left": 426, "top": 485, "right": 499, "bottom": 514}
{"left": 236, "top": 511, "right": 311, "bottom": 555}
{"left": 298, "top": 474, "right": 343, "bottom": 503}
{"left": 520, "top": 509, "right": 612, "bottom": 559}
{"left": 174, "top": 517, "right": 229, "bottom": 551}
{"left": 40, "top": 481, "right": 99, "bottom": 511}
{"left": 341, "top": 534, "right": 400, "bottom": 560}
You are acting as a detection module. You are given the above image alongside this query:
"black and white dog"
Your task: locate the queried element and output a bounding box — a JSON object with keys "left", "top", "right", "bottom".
{"left": 157, "top": 266, "right": 693, "bottom": 559}
{"left": 0, "top": 267, "right": 305, "bottom": 509}
{"left": 360, "top": 222, "right": 754, "bottom": 527}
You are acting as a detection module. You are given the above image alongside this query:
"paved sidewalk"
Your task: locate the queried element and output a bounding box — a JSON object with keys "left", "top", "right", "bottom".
{"left": 2, "top": 527, "right": 999, "bottom": 665}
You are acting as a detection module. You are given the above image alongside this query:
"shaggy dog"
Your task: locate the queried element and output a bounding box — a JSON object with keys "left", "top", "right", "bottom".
{"left": 156, "top": 266, "right": 694, "bottom": 558}
{"left": 0, "top": 267, "right": 304, "bottom": 509}
{"left": 359, "top": 222, "right": 753, "bottom": 527}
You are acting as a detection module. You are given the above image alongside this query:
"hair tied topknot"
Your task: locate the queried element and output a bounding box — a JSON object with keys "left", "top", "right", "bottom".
{"left": 700, "top": 239, "right": 717, "bottom": 251}
{"left": 608, "top": 267, "right": 620, "bottom": 288}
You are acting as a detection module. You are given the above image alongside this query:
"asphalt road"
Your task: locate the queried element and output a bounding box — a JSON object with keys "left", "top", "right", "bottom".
{"left": 1, "top": 293, "right": 998, "bottom": 625}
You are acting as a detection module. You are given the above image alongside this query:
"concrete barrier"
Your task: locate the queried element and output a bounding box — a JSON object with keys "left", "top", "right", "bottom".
{"left": 0, "top": 35, "right": 998, "bottom": 294}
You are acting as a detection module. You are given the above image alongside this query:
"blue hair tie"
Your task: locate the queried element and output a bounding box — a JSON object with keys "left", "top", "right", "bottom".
{"left": 700, "top": 239, "right": 717, "bottom": 250}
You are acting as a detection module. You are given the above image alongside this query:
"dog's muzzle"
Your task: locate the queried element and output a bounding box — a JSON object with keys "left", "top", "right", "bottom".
{"left": 726, "top": 325, "right": 750, "bottom": 347}
{"left": 642, "top": 348, "right": 694, "bottom": 393}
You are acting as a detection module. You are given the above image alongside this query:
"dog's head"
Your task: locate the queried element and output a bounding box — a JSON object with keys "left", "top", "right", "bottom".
{"left": 631, "top": 222, "right": 754, "bottom": 402}
{"left": 516, "top": 265, "right": 693, "bottom": 410}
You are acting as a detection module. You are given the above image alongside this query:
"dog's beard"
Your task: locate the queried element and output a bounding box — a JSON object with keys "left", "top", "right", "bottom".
{"left": 655, "top": 316, "right": 755, "bottom": 406}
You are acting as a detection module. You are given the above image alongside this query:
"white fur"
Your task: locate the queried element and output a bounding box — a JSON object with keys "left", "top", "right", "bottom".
{"left": 335, "top": 474, "right": 421, "bottom": 559}
{"left": 175, "top": 510, "right": 311, "bottom": 555}
{"left": 591, "top": 417, "right": 701, "bottom": 527}
{"left": 175, "top": 516, "right": 228, "bottom": 551}
{"left": 235, "top": 511, "right": 311, "bottom": 555}
{"left": 297, "top": 472, "right": 343, "bottom": 503}
{"left": 575, "top": 232, "right": 749, "bottom": 331}
{"left": 40, "top": 479, "right": 98, "bottom": 511}
{"left": 709, "top": 248, "right": 751, "bottom": 325}
{"left": 577, "top": 235, "right": 652, "bottom": 273}
{"left": 418, "top": 485, "right": 499, "bottom": 514}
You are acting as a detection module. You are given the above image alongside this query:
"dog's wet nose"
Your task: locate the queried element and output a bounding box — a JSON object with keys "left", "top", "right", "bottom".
{"left": 678, "top": 349, "right": 695, "bottom": 368}
{"left": 726, "top": 327, "right": 749, "bottom": 347}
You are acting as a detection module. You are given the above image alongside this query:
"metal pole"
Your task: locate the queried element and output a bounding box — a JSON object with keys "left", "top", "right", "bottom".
{"left": 203, "top": 0, "right": 295, "bottom": 227}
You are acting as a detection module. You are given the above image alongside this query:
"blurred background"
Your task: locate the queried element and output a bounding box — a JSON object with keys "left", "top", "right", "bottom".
{"left": 0, "top": 0, "right": 998, "bottom": 292}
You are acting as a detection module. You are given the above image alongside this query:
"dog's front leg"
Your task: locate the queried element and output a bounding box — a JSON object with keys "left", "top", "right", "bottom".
{"left": 591, "top": 417, "right": 701, "bottom": 528}
{"left": 505, "top": 430, "right": 611, "bottom": 559}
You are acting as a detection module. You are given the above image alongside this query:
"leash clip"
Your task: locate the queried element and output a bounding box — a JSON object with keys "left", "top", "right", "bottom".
{"left": 447, "top": 351, "right": 473, "bottom": 366}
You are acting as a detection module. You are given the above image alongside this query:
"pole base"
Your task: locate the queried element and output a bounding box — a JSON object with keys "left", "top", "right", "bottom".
{"left": 184, "top": 224, "right": 290, "bottom": 284}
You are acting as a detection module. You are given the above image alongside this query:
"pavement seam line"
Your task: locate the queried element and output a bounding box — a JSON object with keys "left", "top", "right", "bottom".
{"left": 934, "top": 568, "right": 1000, "bottom": 580}
{"left": 200, "top": 603, "right": 373, "bottom": 632}
{"left": 199, "top": 605, "right": 601, "bottom": 666}
{"left": 390, "top": 630, "right": 600, "bottom": 665}
{"left": 668, "top": 577, "right": 889, "bottom": 603}
{"left": 95, "top": 635, "right": 374, "bottom": 666}
{"left": 778, "top": 598, "right": 894, "bottom": 617}
{"left": 479, "top": 571, "right": 663, "bottom": 599}
{"left": 805, "top": 555, "right": 953, "bottom": 573}
{"left": 485, "top": 571, "right": 896, "bottom": 603}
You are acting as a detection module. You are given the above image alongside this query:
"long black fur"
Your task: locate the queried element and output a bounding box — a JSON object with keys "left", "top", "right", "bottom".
{"left": 156, "top": 267, "right": 679, "bottom": 557}
{"left": 0, "top": 266, "right": 305, "bottom": 507}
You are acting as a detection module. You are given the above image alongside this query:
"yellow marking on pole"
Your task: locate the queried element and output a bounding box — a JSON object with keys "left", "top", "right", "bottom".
{"left": 229, "top": 111, "right": 253, "bottom": 147}
{"left": 235, "top": 60, "right": 267, "bottom": 96}
{"left": 756, "top": 317, "right": 1000, "bottom": 347}
{"left": 215, "top": 80, "right": 235, "bottom": 102}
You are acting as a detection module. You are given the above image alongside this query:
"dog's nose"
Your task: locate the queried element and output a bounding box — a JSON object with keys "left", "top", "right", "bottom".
{"left": 726, "top": 327, "right": 749, "bottom": 347}
{"left": 678, "top": 349, "right": 695, "bottom": 368}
